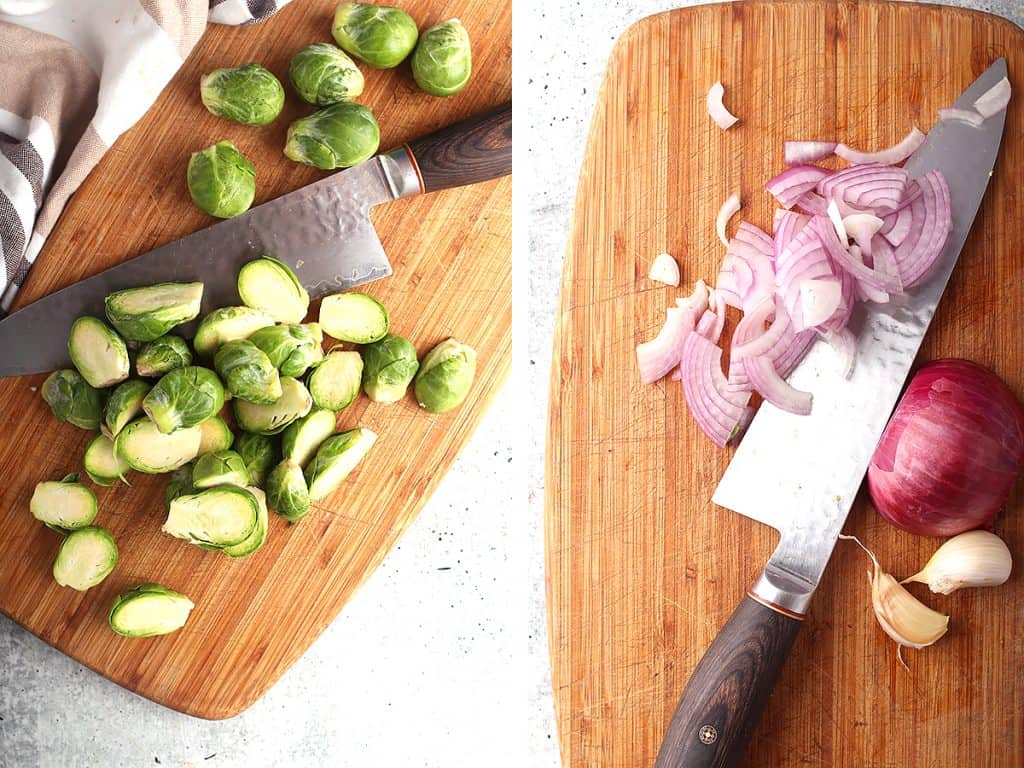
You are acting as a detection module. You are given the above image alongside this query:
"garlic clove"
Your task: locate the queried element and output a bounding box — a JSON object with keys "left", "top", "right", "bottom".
{"left": 871, "top": 569, "right": 949, "bottom": 649}
{"left": 648, "top": 252, "right": 680, "bottom": 286}
{"left": 902, "top": 529, "right": 1012, "bottom": 595}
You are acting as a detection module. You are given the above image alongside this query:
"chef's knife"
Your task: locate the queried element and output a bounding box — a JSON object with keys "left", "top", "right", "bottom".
{"left": 655, "top": 59, "right": 1008, "bottom": 768}
{"left": 0, "top": 102, "right": 511, "bottom": 377}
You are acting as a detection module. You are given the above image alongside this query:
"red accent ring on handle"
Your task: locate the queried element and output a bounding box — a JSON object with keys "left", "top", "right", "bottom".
{"left": 746, "top": 590, "right": 807, "bottom": 621}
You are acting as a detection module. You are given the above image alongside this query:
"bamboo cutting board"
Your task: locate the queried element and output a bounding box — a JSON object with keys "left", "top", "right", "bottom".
{"left": 0, "top": 0, "right": 509, "bottom": 719}
{"left": 546, "top": 2, "right": 1024, "bottom": 766}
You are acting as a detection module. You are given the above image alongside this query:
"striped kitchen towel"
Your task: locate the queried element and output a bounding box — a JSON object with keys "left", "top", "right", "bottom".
{"left": 0, "top": 0, "right": 291, "bottom": 313}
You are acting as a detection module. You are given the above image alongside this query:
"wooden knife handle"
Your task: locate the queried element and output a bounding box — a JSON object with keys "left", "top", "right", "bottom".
{"left": 654, "top": 594, "right": 803, "bottom": 768}
{"left": 405, "top": 101, "right": 512, "bottom": 193}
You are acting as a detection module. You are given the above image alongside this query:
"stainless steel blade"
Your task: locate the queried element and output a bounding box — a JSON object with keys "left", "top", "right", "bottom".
{"left": 713, "top": 59, "right": 1008, "bottom": 597}
{"left": 0, "top": 157, "right": 397, "bottom": 376}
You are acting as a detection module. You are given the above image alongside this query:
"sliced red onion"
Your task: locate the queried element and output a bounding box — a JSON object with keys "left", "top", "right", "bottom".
{"left": 744, "top": 354, "right": 812, "bottom": 415}
{"left": 795, "top": 191, "right": 828, "bottom": 215}
{"left": 893, "top": 169, "right": 952, "bottom": 289}
{"left": 824, "top": 328, "right": 857, "bottom": 379}
{"left": 716, "top": 193, "right": 741, "bottom": 246}
{"left": 799, "top": 277, "right": 842, "bottom": 328}
{"left": 735, "top": 221, "right": 774, "bottom": 252}
{"left": 765, "top": 165, "right": 830, "bottom": 209}
{"left": 937, "top": 107, "right": 985, "bottom": 127}
{"left": 773, "top": 211, "right": 807, "bottom": 262}
{"left": 775, "top": 224, "right": 833, "bottom": 321}
{"left": 775, "top": 329, "right": 818, "bottom": 379}
{"left": 636, "top": 305, "right": 698, "bottom": 383}
{"left": 817, "top": 163, "right": 909, "bottom": 211}
{"left": 973, "top": 76, "right": 1011, "bottom": 119}
{"left": 727, "top": 298, "right": 775, "bottom": 391}
{"left": 681, "top": 332, "right": 752, "bottom": 447}
{"left": 732, "top": 296, "right": 791, "bottom": 360}
{"left": 675, "top": 279, "right": 711, "bottom": 314}
{"left": 815, "top": 215, "right": 902, "bottom": 293}
{"left": 722, "top": 223, "right": 775, "bottom": 309}
{"left": 871, "top": 238, "right": 903, "bottom": 293}
{"left": 849, "top": 245, "right": 889, "bottom": 303}
{"left": 706, "top": 81, "right": 739, "bottom": 130}
{"left": 820, "top": 267, "right": 856, "bottom": 332}
{"left": 834, "top": 127, "right": 925, "bottom": 166}
{"left": 716, "top": 255, "right": 750, "bottom": 310}
{"left": 880, "top": 205, "right": 913, "bottom": 246}
{"left": 783, "top": 140, "right": 836, "bottom": 166}
{"left": 826, "top": 199, "right": 848, "bottom": 243}
{"left": 843, "top": 212, "right": 884, "bottom": 256}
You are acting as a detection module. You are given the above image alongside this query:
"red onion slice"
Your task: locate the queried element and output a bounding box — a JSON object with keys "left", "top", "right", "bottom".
{"left": 681, "top": 332, "right": 752, "bottom": 447}
{"left": 799, "top": 277, "right": 843, "bottom": 328}
{"left": 937, "top": 107, "right": 985, "bottom": 127}
{"left": 973, "top": 76, "right": 1011, "bottom": 119}
{"left": 773, "top": 211, "right": 808, "bottom": 262}
{"left": 848, "top": 245, "right": 889, "bottom": 303}
{"left": 744, "top": 354, "right": 813, "bottom": 415}
{"left": 818, "top": 164, "right": 909, "bottom": 211}
{"left": 834, "top": 127, "right": 925, "bottom": 166}
{"left": 880, "top": 205, "right": 913, "bottom": 246}
{"left": 765, "top": 166, "right": 830, "bottom": 209}
{"left": 843, "top": 213, "right": 884, "bottom": 256}
{"left": 824, "top": 328, "right": 857, "bottom": 379}
{"left": 893, "top": 169, "right": 952, "bottom": 289}
{"left": 795, "top": 191, "right": 828, "bottom": 215}
{"left": 783, "top": 140, "right": 836, "bottom": 165}
{"left": 815, "top": 215, "right": 902, "bottom": 293}
{"left": 706, "top": 81, "right": 739, "bottom": 130}
{"left": 716, "top": 193, "right": 741, "bottom": 245}
{"left": 636, "top": 305, "right": 698, "bottom": 384}
{"left": 775, "top": 329, "right": 818, "bottom": 379}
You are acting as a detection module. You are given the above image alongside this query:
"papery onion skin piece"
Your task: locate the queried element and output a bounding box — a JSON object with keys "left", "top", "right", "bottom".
{"left": 706, "top": 81, "right": 739, "bottom": 130}
{"left": 834, "top": 127, "right": 925, "bottom": 166}
{"left": 868, "top": 359, "right": 1024, "bottom": 537}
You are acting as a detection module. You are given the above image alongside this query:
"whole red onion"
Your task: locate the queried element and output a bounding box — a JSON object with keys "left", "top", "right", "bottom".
{"left": 868, "top": 359, "right": 1024, "bottom": 536}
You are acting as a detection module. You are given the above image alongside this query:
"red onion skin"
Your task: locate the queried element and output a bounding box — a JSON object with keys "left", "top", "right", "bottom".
{"left": 868, "top": 359, "right": 1024, "bottom": 536}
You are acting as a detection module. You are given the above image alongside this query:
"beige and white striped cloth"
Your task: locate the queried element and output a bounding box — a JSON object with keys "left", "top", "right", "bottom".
{"left": 0, "top": 0, "right": 291, "bottom": 313}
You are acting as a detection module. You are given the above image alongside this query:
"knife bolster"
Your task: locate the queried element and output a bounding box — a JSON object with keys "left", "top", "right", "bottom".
{"left": 379, "top": 148, "right": 424, "bottom": 199}
{"left": 749, "top": 566, "right": 814, "bottom": 618}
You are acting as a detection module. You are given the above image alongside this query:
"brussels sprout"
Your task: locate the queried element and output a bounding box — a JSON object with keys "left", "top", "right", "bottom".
{"left": 289, "top": 42, "right": 364, "bottom": 106}
{"left": 266, "top": 460, "right": 311, "bottom": 522}
{"left": 234, "top": 377, "right": 313, "bottom": 435}
{"left": 284, "top": 102, "right": 380, "bottom": 170}
{"left": 213, "top": 339, "right": 282, "bottom": 405}
{"left": 197, "top": 415, "right": 234, "bottom": 454}
{"left": 187, "top": 141, "right": 256, "bottom": 219}
{"left": 165, "top": 465, "right": 195, "bottom": 511}
{"left": 105, "top": 379, "right": 151, "bottom": 437}
{"left": 414, "top": 338, "right": 476, "bottom": 413}
{"left": 304, "top": 427, "right": 376, "bottom": 501}
{"left": 136, "top": 335, "right": 192, "bottom": 378}
{"left": 411, "top": 19, "right": 472, "bottom": 97}
{"left": 163, "top": 485, "right": 259, "bottom": 548}
{"left": 41, "top": 370, "right": 104, "bottom": 430}
{"left": 68, "top": 317, "right": 130, "bottom": 388}
{"left": 248, "top": 323, "right": 324, "bottom": 378}
{"left": 331, "top": 2, "right": 419, "bottom": 69}
{"left": 281, "top": 409, "right": 336, "bottom": 467}
{"left": 361, "top": 333, "right": 418, "bottom": 403}
{"left": 53, "top": 526, "right": 118, "bottom": 591}
{"left": 143, "top": 366, "right": 225, "bottom": 434}
{"left": 200, "top": 63, "right": 285, "bottom": 126}
{"left": 114, "top": 418, "right": 203, "bottom": 473}
{"left": 109, "top": 583, "right": 194, "bottom": 638}
{"left": 193, "top": 306, "right": 275, "bottom": 358}
{"left": 318, "top": 291, "right": 388, "bottom": 343}
{"left": 237, "top": 257, "right": 310, "bottom": 324}
{"left": 234, "top": 432, "right": 278, "bottom": 487}
{"left": 105, "top": 282, "right": 204, "bottom": 342}
{"left": 222, "top": 486, "right": 269, "bottom": 558}
{"left": 83, "top": 434, "right": 131, "bottom": 487}
{"left": 192, "top": 450, "right": 251, "bottom": 489}
{"left": 308, "top": 350, "right": 362, "bottom": 412}
{"left": 30, "top": 475, "right": 98, "bottom": 532}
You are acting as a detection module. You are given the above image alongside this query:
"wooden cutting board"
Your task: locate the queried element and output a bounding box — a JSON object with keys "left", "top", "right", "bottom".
{"left": 0, "top": 0, "right": 509, "bottom": 719}
{"left": 546, "top": 2, "right": 1023, "bottom": 765}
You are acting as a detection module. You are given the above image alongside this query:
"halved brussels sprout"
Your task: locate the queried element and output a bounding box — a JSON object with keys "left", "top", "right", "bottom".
{"left": 163, "top": 485, "right": 259, "bottom": 548}
{"left": 41, "top": 369, "right": 104, "bottom": 430}
{"left": 281, "top": 409, "right": 337, "bottom": 467}
{"left": 68, "top": 316, "right": 130, "bottom": 388}
{"left": 414, "top": 338, "right": 476, "bottom": 413}
{"left": 114, "top": 418, "right": 203, "bottom": 473}
{"left": 284, "top": 102, "right": 380, "bottom": 170}
{"left": 30, "top": 475, "right": 98, "bottom": 532}
{"left": 53, "top": 526, "right": 118, "bottom": 591}
{"left": 304, "top": 427, "right": 377, "bottom": 501}
{"left": 289, "top": 42, "right": 364, "bottom": 106}
{"left": 109, "top": 583, "right": 195, "bottom": 638}
{"left": 234, "top": 377, "right": 313, "bottom": 435}
{"left": 361, "top": 333, "right": 418, "bottom": 403}
{"left": 104, "top": 282, "right": 203, "bottom": 343}
{"left": 84, "top": 434, "right": 131, "bottom": 487}
{"left": 105, "top": 379, "right": 151, "bottom": 437}
{"left": 332, "top": 2, "right": 419, "bottom": 69}
{"left": 192, "top": 450, "right": 251, "bottom": 489}
{"left": 193, "top": 306, "right": 275, "bottom": 358}
{"left": 214, "top": 339, "right": 282, "bottom": 404}
{"left": 165, "top": 465, "right": 195, "bottom": 511}
{"left": 136, "top": 335, "right": 192, "bottom": 378}
{"left": 222, "top": 486, "right": 269, "bottom": 558}
{"left": 234, "top": 432, "right": 278, "bottom": 487}
{"left": 266, "top": 460, "right": 311, "bottom": 522}
{"left": 308, "top": 350, "right": 362, "bottom": 412}
{"left": 188, "top": 141, "right": 256, "bottom": 219}
{"left": 143, "top": 366, "right": 225, "bottom": 434}
{"left": 411, "top": 19, "right": 472, "bottom": 97}
{"left": 318, "top": 291, "right": 388, "bottom": 343}
{"left": 200, "top": 63, "right": 285, "bottom": 126}
{"left": 237, "top": 257, "right": 310, "bottom": 324}
{"left": 248, "top": 323, "right": 324, "bottom": 378}
{"left": 197, "top": 415, "right": 234, "bottom": 454}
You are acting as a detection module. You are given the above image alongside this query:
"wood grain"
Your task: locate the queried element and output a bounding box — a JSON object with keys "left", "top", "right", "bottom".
{"left": 0, "top": 0, "right": 509, "bottom": 719}
{"left": 545, "top": 2, "right": 1024, "bottom": 766}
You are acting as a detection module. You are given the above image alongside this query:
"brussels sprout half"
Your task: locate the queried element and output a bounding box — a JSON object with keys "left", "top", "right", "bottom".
{"left": 361, "top": 333, "right": 418, "bottom": 403}
{"left": 187, "top": 141, "right": 256, "bottom": 219}
{"left": 53, "top": 526, "right": 118, "bottom": 591}
{"left": 304, "top": 427, "right": 376, "bottom": 501}
{"left": 248, "top": 323, "right": 324, "bottom": 378}
{"left": 237, "top": 257, "right": 310, "bottom": 324}
{"left": 136, "top": 335, "right": 192, "bottom": 378}
{"left": 234, "top": 432, "right": 278, "bottom": 488}
{"left": 414, "top": 338, "right": 476, "bottom": 413}
{"left": 197, "top": 415, "right": 234, "bottom": 455}
{"left": 114, "top": 418, "right": 203, "bottom": 474}
{"left": 307, "top": 350, "right": 362, "bottom": 412}
{"left": 109, "top": 583, "right": 195, "bottom": 638}
{"left": 214, "top": 339, "right": 282, "bottom": 404}
{"left": 281, "top": 408, "right": 337, "bottom": 467}
{"left": 200, "top": 63, "right": 285, "bottom": 126}
{"left": 331, "top": 2, "right": 419, "bottom": 68}
{"left": 105, "top": 379, "right": 151, "bottom": 437}
{"left": 192, "top": 450, "right": 251, "bottom": 489}
{"left": 163, "top": 485, "right": 259, "bottom": 548}
{"left": 266, "top": 460, "right": 311, "bottom": 522}
{"left": 165, "top": 465, "right": 195, "bottom": 511}
{"left": 318, "top": 291, "right": 388, "bottom": 343}
{"left": 193, "top": 306, "right": 275, "bottom": 358}
{"left": 289, "top": 42, "right": 364, "bottom": 106}
{"left": 68, "top": 316, "right": 130, "bottom": 389}
{"left": 104, "top": 282, "right": 203, "bottom": 343}
{"left": 30, "top": 476, "right": 98, "bottom": 532}
{"left": 143, "top": 366, "right": 225, "bottom": 434}
{"left": 41, "top": 370, "right": 104, "bottom": 430}
{"left": 411, "top": 19, "right": 472, "bottom": 97}
{"left": 284, "top": 102, "right": 380, "bottom": 170}
{"left": 234, "top": 377, "right": 313, "bottom": 435}
{"left": 83, "top": 434, "right": 131, "bottom": 487}
{"left": 222, "top": 486, "right": 269, "bottom": 558}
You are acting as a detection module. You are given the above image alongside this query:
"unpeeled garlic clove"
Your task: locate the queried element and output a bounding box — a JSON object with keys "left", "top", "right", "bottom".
{"left": 902, "top": 530, "right": 1012, "bottom": 595}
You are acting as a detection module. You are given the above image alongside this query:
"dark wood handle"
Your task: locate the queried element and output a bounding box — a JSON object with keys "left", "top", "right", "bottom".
{"left": 405, "top": 101, "right": 511, "bottom": 193}
{"left": 654, "top": 594, "right": 802, "bottom": 768}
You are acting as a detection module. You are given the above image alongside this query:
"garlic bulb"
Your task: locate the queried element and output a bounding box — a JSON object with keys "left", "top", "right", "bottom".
{"left": 648, "top": 252, "right": 680, "bottom": 286}
{"left": 902, "top": 530, "right": 1012, "bottom": 595}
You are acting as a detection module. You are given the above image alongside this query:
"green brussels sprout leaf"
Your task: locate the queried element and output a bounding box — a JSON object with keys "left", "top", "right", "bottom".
{"left": 41, "top": 369, "right": 104, "bottom": 430}
{"left": 192, "top": 449, "right": 251, "bottom": 489}
{"left": 105, "top": 379, "right": 152, "bottom": 437}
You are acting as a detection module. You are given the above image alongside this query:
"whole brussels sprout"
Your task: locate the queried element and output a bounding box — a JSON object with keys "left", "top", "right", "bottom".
{"left": 187, "top": 141, "right": 255, "bottom": 219}
{"left": 266, "top": 459, "right": 311, "bottom": 522}
{"left": 331, "top": 2, "right": 419, "bottom": 69}
{"left": 136, "top": 335, "right": 192, "bottom": 378}
{"left": 214, "top": 339, "right": 282, "bottom": 404}
{"left": 248, "top": 323, "right": 324, "bottom": 378}
{"left": 192, "top": 450, "right": 251, "bottom": 489}
{"left": 413, "top": 338, "right": 476, "bottom": 413}
{"left": 234, "top": 432, "right": 278, "bottom": 487}
{"left": 41, "top": 369, "right": 104, "bottom": 430}
{"left": 200, "top": 63, "right": 285, "bottom": 126}
{"left": 104, "top": 379, "right": 152, "bottom": 437}
{"left": 361, "top": 333, "right": 419, "bottom": 403}
{"left": 284, "top": 102, "right": 380, "bottom": 170}
{"left": 105, "top": 282, "right": 203, "bottom": 343}
{"left": 143, "top": 366, "right": 226, "bottom": 434}
{"left": 289, "top": 42, "right": 364, "bottom": 106}
{"left": 411, "top": 19, "right": 472, "bottom": 97}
